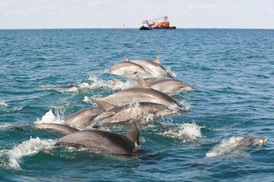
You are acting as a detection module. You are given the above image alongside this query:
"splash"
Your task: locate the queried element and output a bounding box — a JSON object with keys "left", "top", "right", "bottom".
{"left": 179, "top": 100, "right": 191, "bottom": 111}
{"left": 163, "top": 122, "right": 203, "bottom": 141}
{"left": 34, "top": 110, "right": 63, "bottom": 125}
{"left": 87, "top": 75, "right": 134, "bottom": 90}
{"left": 0, "top": 137, "right": 56, "bottom": 170}
{"left": 40, "top": 85, "right": 79, "bottom": 93}
{"left": 0, "top": 123, "right": 14, "bottom": 130}
{"left": 0, "top": 101, "right": 8, "bottom": 107}
{"left": 96, "top": 101, "right": 157, "bottom": 125}
{"left": 206, "top": 137, "right": 247, "bottom": 158}
{"left": 83, "top": 94, "right": 104, "bottom": 107}
{"left": 166, "top": 67, "right": 176, "bottom": 78}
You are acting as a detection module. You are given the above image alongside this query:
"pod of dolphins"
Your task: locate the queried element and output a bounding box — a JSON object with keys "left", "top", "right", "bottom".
{"left": 32, "top": 56, "right": 267, "bottom": 156}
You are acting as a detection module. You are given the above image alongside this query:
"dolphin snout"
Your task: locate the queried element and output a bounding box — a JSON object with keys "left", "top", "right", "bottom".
{"left": 255, "top": 136, "right": 267, "bottom": 146}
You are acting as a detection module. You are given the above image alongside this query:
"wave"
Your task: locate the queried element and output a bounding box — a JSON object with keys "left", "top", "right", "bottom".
{"left": 0, "top": 137, "right": 56, "bottom": 170}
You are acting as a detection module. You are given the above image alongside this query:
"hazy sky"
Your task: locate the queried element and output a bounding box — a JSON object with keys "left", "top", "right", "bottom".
{"left": 1, "top": 0, "right": 274, "bottom": 29}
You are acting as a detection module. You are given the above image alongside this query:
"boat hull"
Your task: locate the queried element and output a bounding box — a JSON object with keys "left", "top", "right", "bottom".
{"left": 151, "top": 26, "right": 176, "bottom": 30}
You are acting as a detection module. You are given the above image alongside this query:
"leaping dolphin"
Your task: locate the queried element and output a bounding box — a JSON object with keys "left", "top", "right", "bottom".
{"left": 92, "top": 102, "right": 177, "bottom": 125}
{"left": 144, "top": 78, "right": 195, "bottom": 95}
{"left": 126, "top": 56, "right": 173, "bottom": 78}
{"left": 109, "top": 57, "right": 148, "bottom": 77}
{"left": 63, "top": 107, "right": 105, "bottom": 128}
{"left": 55, "top": 122, "right": 140, "bottom": 155}
{"left": 96, "top": 76, "right": 182, "bottom": 111}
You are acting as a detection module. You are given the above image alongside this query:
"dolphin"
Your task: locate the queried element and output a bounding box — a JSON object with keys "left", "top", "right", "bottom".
{"left": 237, "top": 136, "right": 267, "bottom": 147}
{"left": 126, "top": 56, "right": 173, "bottom": 78}
{"left": 96, "top": 76, "right": 182, "bottom": 111}
{"left": 206, "top": 136, "right": 267, "bottom": 158}
{"left": 109, "top": 57, "right": 148, "bottom": 77}
{"left": 55, "top": 122, "right": 140, "bottom": 155}
{"left": 32, "top": 123, "right": 79, "bottom": 136}
{"left": 92, "top": 102, "right": 177, "bottom": 125}
{"left": 63, "top": 107, "right": 105, "bottom": 128}
{"left": 144, "top": 78, "right": 195, "bottom": 95}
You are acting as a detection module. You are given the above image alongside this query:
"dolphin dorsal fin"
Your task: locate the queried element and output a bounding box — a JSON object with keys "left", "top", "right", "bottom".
{"left": 124, "top": 57, "right": 129, "bottom": 62}
{"left": 125, "top": 122, "right": 139, "bottom": 145}
{"left": 136, "top": 75, "right": 150, "bottom": 88}
{"left": 154, "top": 56, "right": 161, "bottom": 64}
{"left": 96, "top": 100, "right": 115, "bottom": 111}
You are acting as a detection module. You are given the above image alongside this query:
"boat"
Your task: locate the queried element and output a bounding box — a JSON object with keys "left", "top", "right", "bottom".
{"left": 139, "top": 16, "right": 176, "bottom": 30}
{"left": 122, "top": 23, "right": 126, "bottom": 29}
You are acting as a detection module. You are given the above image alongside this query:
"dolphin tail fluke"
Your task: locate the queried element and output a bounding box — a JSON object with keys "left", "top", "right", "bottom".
{"left": 155, "top": 56, "right": 161, "bottom": 64}
{"left": 136, "top": 75, "right": 150, "bottom": 88}
{"left": 126, "top": 122, "right": 139, "bottom": 146}
{"left": 124, "top": 57, "right": 129, "bottom": 62}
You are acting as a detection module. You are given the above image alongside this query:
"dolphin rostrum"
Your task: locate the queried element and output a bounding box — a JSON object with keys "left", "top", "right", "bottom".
{"left": 32, "top": 123, "right": 79, "bottom": 136}
{"left": 55, "top": 122, "right": 140, "bottom": 155}
{"left": 96, "top": 76, "right": 182, "bottom": 111}
{"left": 63, "top": 107, "right": 105, "bottom": 128}
{"left": 126, "top": 56, "right": 173, "bottom": 78}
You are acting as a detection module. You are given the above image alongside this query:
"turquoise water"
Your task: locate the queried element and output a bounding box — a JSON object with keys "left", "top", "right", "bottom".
{"left": 0, "top": 29, "right": 274, "bottom": 181}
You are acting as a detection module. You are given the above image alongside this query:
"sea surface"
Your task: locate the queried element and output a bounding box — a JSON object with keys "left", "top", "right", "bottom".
{"left": 0, "top": 28, "right": 274, "bottom": 182}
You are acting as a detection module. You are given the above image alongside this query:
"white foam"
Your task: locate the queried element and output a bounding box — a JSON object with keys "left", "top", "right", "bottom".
{"left": 163, "top": 122, "right": 203, "bottom": 141}
{"left": 178, "top": 100, "right": 191, "bottom": 111}
{"left": 0, "top": 137, "right": 56, "bottom": 170}
{"left": 166, "top": 67, "right": 176, "bottom": 78}
{"left": 34, "top": 110, "right": 63, "bottom": 125}
{"left": 40, "top": 85, "right": 79, "bottom": 93}
{"left": 83, "top": 94, "right": 104, "bottom": 107}
{"left": 206, "top": 137, "right": 245, "bottom": 158}
{"left": 0, "top": 101, "right": 8, "bottom": 107}
{"left": 86, "top": 75, "right": 134, "bottom": 91}
{"left": 0, "top": 123, "right": 14, "bottom": 130}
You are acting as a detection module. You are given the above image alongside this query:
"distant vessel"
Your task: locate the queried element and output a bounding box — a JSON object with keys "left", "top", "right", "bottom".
{"left": 140, "top": 16, "right": 176, "bottom": 30}
{"left": 122, "top": 24, "right": 126, "bottom": 29}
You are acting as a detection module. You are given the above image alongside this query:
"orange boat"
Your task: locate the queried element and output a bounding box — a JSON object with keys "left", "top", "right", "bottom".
{"left": 140, "top": 16, "right": 176, "bottom": 30}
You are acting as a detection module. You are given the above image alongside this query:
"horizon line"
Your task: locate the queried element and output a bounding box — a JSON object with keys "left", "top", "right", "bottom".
{"left": 1, "top": 27, "right": 274, "bottom": 30}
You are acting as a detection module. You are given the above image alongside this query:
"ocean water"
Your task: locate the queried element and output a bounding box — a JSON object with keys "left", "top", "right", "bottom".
{"left": 0, "top": 28, "right": 274, "bottom": 181}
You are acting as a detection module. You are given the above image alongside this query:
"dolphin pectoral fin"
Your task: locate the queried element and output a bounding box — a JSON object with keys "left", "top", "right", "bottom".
{"left": 154, "top": 56, "right": 161, "bottom": 65}
{"left": 96, "top": 100, "right": 116, "bottom": 110}
{"left": 125, "top": 122, "right": 139, "bottom": 145}
{"left": 136, "top": 75, "right": 150, "bottom": 88}
{"left": 124, "top": 57, "right": 129, "bottom": 62}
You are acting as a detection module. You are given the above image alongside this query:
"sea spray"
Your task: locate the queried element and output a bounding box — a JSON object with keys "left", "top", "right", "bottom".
{"left": 40, "top": 84, "right": 79, "bottom": 93}
{"left": 0, "top": 137, "right": 56, "bottom": 170}
{"left": 163, "top": 122, "right": 203, "bottom": 141}
{"left": 34, "top": 110, "right": 63, "bottom": 125}
{"left": 87, "top": 74, "right": 134, "bottom": 90}
{"left": 0, "top": 101, "right": 8, "bottom": 107}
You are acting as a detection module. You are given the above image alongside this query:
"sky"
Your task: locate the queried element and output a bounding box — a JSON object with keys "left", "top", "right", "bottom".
{"left": 1, "top": 0, "right": 274, "bottom": 29}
